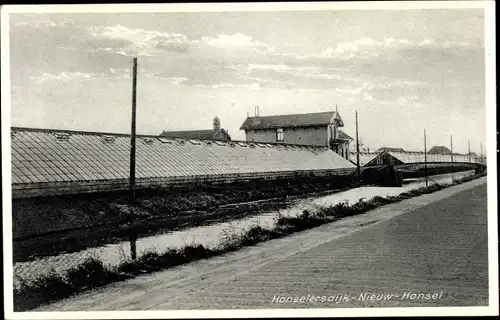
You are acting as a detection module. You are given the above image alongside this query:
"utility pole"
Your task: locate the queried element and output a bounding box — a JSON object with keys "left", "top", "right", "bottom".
{"left": 130, "top": 57, "right": 138, "bottom": 202}
{"left": 468, "top": 140, "right": 471, "bottom": 163}
{"left": 355, "top": 110, "right": 360, "bottom": 177}
{"left": 129, "top": 57, "right": 138, "bottom": 260}
{"left": 424, "top": 129, "right": 428, "bottom": 187}
{"left": 450, "top": 134, "right": 454, "bottom": 182}
{"left": 480, "top": 142, "right": 483, "bottom": 164}
{"left": 450, "top": 134, "right": 453, "bottom": 162}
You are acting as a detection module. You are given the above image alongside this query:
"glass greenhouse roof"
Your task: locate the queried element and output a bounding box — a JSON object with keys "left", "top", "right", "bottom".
{"left": 11, "top": 128, "right": 356, "bottom": 186}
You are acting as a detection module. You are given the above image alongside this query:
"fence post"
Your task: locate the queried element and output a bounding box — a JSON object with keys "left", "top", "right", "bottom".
{"left": 129, "top": 221, "right": 137, "bottom": 261}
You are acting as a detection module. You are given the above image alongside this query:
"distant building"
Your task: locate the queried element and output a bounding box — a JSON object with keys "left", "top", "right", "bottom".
{"left": 239, "top": 110, "right": 353, "bottom": 160}
{"left": 362, "top": 149, "right": 482, "bottom": 167}
{"left": 428, "top": 146, "right": 452, "bottom": 154}
{"left": 375, "top": 147, "right": 405, "bottom": 153}
{"left": 160, "top": 116, "right": 231, "bottom": 141}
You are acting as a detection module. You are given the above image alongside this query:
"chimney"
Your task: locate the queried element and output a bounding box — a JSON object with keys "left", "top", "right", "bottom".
{"left": 213, "top": 116, "right": 221, "bottom": 133}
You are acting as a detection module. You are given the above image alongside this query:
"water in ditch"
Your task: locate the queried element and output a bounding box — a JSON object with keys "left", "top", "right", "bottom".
{"left": 13, "top": 170, "right": 475, "bottom": 286}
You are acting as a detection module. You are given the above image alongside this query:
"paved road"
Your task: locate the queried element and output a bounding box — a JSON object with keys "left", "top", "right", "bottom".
{"left": 36, "top": 178, "right": 489, "bottom": 311}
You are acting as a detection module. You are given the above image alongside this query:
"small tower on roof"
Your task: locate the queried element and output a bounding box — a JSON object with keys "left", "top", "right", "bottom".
{"left": 213, "top": 116, "right": 221, "bottom": 133}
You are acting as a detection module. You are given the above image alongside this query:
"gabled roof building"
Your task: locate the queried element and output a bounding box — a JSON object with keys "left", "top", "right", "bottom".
{"left": 240, "top": 111, "right": 343, "bottom": 131}
{"left": 240, "top": 109, "right": 353, "bottom": 161}
{"left": 375, "top": 147, "right": 405, "bottom": 153}
{"left": 160, "top": 116, "right": 231, "bottom": 141}
{"left": 428, "top": 146, "right": 452, "bottom": 154}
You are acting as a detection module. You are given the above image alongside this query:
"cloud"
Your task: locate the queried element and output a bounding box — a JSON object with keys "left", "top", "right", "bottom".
{"left": 246, "top": 64, "right": 292, "bottom": 73}
{"left": 231, "top": 63, "right": 347, "bottom": 90}
{"left": 88, "top": 26, "right": 276, "bottom": 59}
{"left": 87, "top": 26, "right": 279, "bottom": 65}
{"left": 144, "top": 73, "right": 188, "bottom": 85}
{"left": 13, "top": 18, "right": 57, "bottom": 28}
{"left": 418, "top": 39, "right": 480, "bottom": 49}
{"left": 88, "top": 24, "right": 193, "bottom": 57}
{"left": 443, "top": 41, "right": 479, "bottom": 48}
{"left": 201, "top": 33, "right": 274, "bottom": 53}
{"left": 418, "top": 39, "right": 436, "bottom": 47}
{"left": 363, "top": 92, "right": 374, "bottom": 101}
{"left": 306, "top": 36, "right": 480, "bottom": 63}
{"left": 195, "top": 82, "right": 263, "bottom": 91}
{"left": 315, "top": 37, "right": 413, "bottom": 60}
{"left": 84, "top": 37, "right": 134, "bottom": 50}
{"left": 10, "top": 16, "right": 484, "bottom": 96}
{"left": 384, "top": 37, "right": 411, "bottom": 47}
{"left": 396, "top": 95, "right": 419, "bottom": 105}
{"left": 29, "top": 72, "right": 103, "bottom": 83}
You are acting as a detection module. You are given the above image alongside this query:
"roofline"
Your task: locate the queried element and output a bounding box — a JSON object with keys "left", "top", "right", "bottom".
{"left": 351, "top": 150, "right": 480, "bottom": 157}
{"left": 379, "top": 150, "right": 474, "bottom": 156}
{"left": 243, "top": 111, "right": 336, "bottom": 119}
{"left": 161, "top": 128, "right": 230, "bottom": 138}
{"left": 239, "top": 110, "right": 342, "bottom": 131}
{"left": 240, "top": 123, "right": 331, "bottom": 131}
{"left": 161, "top": 129, "right": 214, "bottom": 134}
{"left": 11, "top": 126, "right": 331, "bottom": 150}
{"left": 336, "top": 137, "right": 354, "bottom": 141}
{"left": 11, "top": 126, "right": 163, "bottom": 139}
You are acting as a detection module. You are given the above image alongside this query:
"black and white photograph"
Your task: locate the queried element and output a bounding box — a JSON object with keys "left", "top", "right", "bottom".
{"left": 1, "top": 1, "right": 497, "bottom": 318}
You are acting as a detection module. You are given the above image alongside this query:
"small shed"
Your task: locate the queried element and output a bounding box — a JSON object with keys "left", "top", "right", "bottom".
{"left": 365, "top": 151, "right": 404, "bottom": 167}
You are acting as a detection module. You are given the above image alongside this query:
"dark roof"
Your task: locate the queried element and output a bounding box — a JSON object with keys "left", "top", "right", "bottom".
{"left": 160, "top": 129, "right": 215, "bottom": 140}
{"left": 240, "top": 111, "right": 343, "bottom": 131}
{"left": 375, "top": 147, "right": 405, "bottom": 153}
{"left": 428, "top": 146, "right": 452, "bottom": 154}
{"left": 365, "top": 151, "right": 405, "bottom": 166}
{"left": 160, "top": 128, "right": 231, "bottom": 141}
{"left": 337, "top": 131, "right": 353, "bottom": 141}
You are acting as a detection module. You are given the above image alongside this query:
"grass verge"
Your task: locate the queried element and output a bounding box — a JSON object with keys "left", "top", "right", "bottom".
{"left": 13, "top": 172, "right": 486, "bottom": 311}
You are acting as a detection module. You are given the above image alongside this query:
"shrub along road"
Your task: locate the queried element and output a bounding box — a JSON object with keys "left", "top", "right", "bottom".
{"left": 34, "top": 177, "right": 489, "bottom": 310}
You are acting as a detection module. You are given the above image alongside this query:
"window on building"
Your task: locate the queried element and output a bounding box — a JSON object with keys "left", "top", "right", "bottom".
{"left": 276, "top": 128, "right": 284, "bottom": 142}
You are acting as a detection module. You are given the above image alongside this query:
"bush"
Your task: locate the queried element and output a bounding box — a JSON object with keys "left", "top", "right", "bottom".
{"left": 66, "top": 258, "right": 117, "bottom": 290}
{"left": 239, "top": 225, "right": 277, "bottom": 246}
{"left": 14, "top": 272, "right": 73, "bottom": 311}
{"left": 181, "top": 244, "right": 216, "bottom": 261}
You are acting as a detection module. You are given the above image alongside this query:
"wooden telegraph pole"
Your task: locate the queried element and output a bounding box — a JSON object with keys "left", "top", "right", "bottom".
{"left": 355, "top": 110, "right": 360, "bottom": 177}
{"left": 130, "top": 57, "right": 138, "bottom": 201}
{"left": 424, "top": 129, "right": 428, "bottom": 187}
{"left": 450, "top": 135, "right": 454, "bottom": 162}
{"left": 129, "top": 57, "right": 138, "bottom": 260}
{"left": 450, "top": 134, "right": 454, "bottom": 182}
{"left": 468, "top": 140, "right": 471, "bottom": 163}
{"left": 480, "top": 142, "right": 483, "bottom": 164}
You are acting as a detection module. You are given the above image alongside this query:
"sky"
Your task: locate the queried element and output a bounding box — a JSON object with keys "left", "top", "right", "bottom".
{"left": 8, "top": 8, "right": 487, "bottom": 153}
